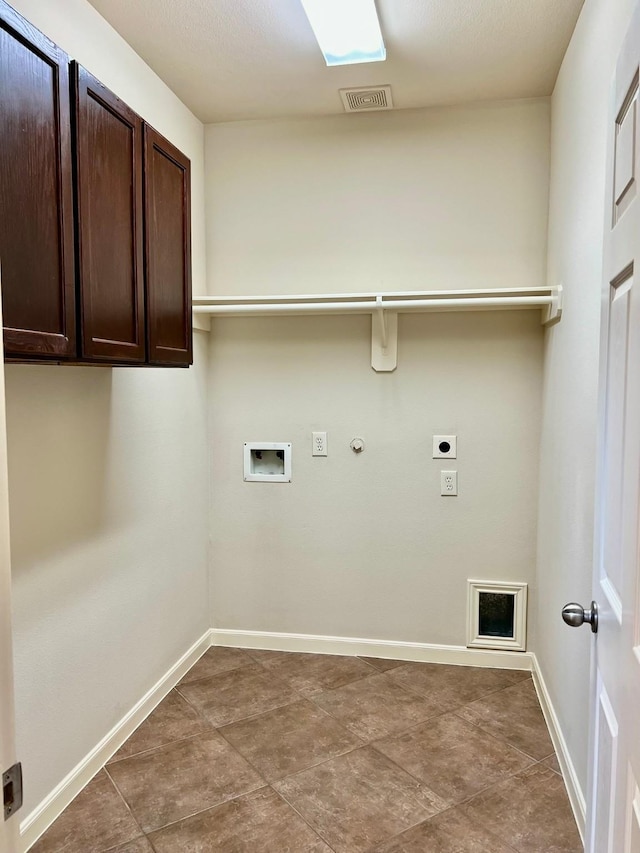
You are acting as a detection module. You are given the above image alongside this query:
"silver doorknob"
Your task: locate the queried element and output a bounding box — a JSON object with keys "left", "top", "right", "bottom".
{"left": 562, "top": 601, "right": 598, "bottom": 633}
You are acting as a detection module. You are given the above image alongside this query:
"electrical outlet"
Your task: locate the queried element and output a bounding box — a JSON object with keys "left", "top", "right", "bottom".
{"left": 441, "top": 470, "right": 458, "bottom": 496}
{"left": 312, "top": 431, "right": 327, "bottom": 456}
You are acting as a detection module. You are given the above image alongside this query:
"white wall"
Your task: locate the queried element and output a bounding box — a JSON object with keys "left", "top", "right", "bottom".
{"left": 4, "top": 0, "right": 209, "bottom": 818}
{"left": 205, "top": 101, "right": 550, "bottom": 295}
{"left": 0, "top": 319, "right": 19, "bottom": 853}
{"left": 536, "top": 0, "right": 635, "bottom": 798}
{"left": 205, "top": 101, "right": 549, "bottom": 648}
{"left": 209, "top": 311, "right": 543, "bottom": 645}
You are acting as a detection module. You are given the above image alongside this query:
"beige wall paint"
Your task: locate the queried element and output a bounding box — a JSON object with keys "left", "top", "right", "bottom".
{"left": 6, "top": 339, "right": 209, "bottom": 815}
{"left": 209, "top": 311, "right": 543, "bottom": 645}
{"left": 205, "top": 101, "right": 550, "bottom": 647}
{"left": 4, "top": 0, "right": 209, "bottom": 818}
{"left": 205, "top": 101, "right": 551, "bottom": 296}
{"left": 536, "top": 0, "right": 635, "bottom": 797}
{"left": 0, "top": 304, "right": 19, "bottom": 852}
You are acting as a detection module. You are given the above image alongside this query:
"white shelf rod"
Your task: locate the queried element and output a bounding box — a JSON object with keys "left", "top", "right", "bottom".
{"left": 193, "top": 287, "right": 557, "bottom": 313}
{"left": 192, "top": 286, "right": 563, "bottom": 372}
{"left": 193, "top": 294, "right": 552, "bottom": 315}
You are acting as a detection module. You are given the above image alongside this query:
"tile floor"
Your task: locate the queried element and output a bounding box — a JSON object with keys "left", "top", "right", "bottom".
{"left": 31, "top": 648, "right": 583, "bottom": 852}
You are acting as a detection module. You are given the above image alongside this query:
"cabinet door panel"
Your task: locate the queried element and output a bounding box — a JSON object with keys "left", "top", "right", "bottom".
{"left": 0, "top": 0, "right": 76, "bottom": 358}
{"left": 144, "top": 127, "right": 192, "bottom": 366}
{"left": 74, "top": 63, "right": 145, "bottom": 363}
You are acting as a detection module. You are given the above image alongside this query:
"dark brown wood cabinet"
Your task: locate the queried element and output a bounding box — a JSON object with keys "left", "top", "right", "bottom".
{"left": 144, "top": 127, "right": 192, "bottom": 366}
{"left": 74, "top": 64, "right": 146, "bottom": 363}
{"left": 0, "top": 0, "right": 76, "bottom": 359}
{"left": 0, "top": 2, "right": 193, "bottom": 367}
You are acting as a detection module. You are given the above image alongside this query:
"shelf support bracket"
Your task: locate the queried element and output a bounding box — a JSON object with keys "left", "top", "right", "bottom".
{"left": 542, "top": 284, "right": 563, "bottom": 326}
{"left": 371, "top": 302, "right": 398, "bottom": 372}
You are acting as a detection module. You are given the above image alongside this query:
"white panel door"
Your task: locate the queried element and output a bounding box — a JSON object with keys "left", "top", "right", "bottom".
{"left": 0, "top": 274, "right": 19, "bottom": 852}
{"left": 586, "top": 5, "right": 640, "bottom": 851}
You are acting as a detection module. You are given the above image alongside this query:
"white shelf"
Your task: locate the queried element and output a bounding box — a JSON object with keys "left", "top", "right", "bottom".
{"left": 192, "top": 286, "right": 562, "bottom": 372}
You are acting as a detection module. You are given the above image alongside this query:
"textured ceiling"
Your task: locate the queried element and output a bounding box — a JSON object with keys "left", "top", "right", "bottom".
{"left": 86, "top": 0, "right": 585, "bottom": 124}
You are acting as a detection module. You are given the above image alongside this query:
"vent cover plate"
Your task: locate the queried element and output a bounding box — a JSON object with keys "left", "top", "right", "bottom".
{"left": 340, "top": 86, "right": 393, "bottom": 113}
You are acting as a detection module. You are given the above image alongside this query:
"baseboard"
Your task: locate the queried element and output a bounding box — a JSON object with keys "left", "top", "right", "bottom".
{"left": 19, "top": 629, "right": 213, "bottom": 852}
{"left": 210, "top": 628, "right": 534, "bottom": 671}
{"left": 530, "top": 653, "right": 586, "bottom": 842}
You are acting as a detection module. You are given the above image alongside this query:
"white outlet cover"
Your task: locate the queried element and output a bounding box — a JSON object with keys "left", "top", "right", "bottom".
{"left": 312, "top": 431, "right": 327, "bottom": 456}
{"left": 440, "top": 470, "right": 458, "bottom": 496}
{"left": 433, "top": 435, "right": 457, "bottom": 458}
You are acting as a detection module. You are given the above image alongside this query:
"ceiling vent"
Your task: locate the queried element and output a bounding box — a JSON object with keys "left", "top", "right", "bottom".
{"left": 340, "top": 85, "right": 393, "bottom": 113}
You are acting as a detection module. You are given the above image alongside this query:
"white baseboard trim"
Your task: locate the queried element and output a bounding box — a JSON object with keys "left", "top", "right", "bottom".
{"left": 531, "top": 653, "right": 586, "bottom": 843}
{"left": 211, "top": 628, "right": 534, "bottom": 671}
{"left": 19, "top": 629, "right": 212, "bottom": 852}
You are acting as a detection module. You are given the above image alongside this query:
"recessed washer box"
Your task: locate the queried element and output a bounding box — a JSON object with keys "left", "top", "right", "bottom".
{"left": 243, "top": 442, "right": 292, "bottom": 482}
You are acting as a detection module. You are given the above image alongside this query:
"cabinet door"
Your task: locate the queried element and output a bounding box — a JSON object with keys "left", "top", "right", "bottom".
{"left": 0, "top": 0, "right": 76, "bottom": 358}
{"left": 144, "top": 126, "right": 192, "bottom": 366}
{"left": 74, "top": 63, "right": 145, "bottom": 363}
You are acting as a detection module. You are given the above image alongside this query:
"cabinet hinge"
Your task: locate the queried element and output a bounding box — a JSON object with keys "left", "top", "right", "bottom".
{"left": 3, "top": 762, "right": 22, "bottom": 821}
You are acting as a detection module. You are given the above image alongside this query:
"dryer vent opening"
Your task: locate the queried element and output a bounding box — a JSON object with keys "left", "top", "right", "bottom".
{"left": 467, "top": 580, "right": 528, "bottom": 652}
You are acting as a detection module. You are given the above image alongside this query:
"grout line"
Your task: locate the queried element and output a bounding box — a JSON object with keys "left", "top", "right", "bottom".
{"left": 102, "top": 767, "right": 147, "bottom": 849}
{"left": 105, "top": 726, "right": 216, "bottom": 766}
{"left": 359, "top": 707, "right": 560, "bottom": 827}
{"left": 136, "top": 782, "right": 267, "bottom": 838}
{"left": 214, "top": 704, "right": 363, "bottom": 787}
{"left": 436, "top": 765, "right": 575, "bottom": 853}
{"left": 257, "top": 668, "right": 380, "bottom": 698}
{"left": 358, "top": 801, "right": 521, "bottom": 853}
{"left": 449, "top": 708, "right": 552, "bottom": 765}
{"left": 302, "top": 674, "right": 446, "bottom": 742}
{"left": 270, "top": 743, "right": 369, "bottom": 786}
{"left": 270, "top": 784, "right": 341, "bottom": 852}
{"left": 448, "top": 680, "right": 558, "bottom": 764}
{"left": 175, "top": 659, "right": 254, "bottom": 688}
{"left": 145, "top": 832, "right": 160, "bottom": 853}
{"left": 144, "top": 832, "right": 160, "bottom": 851}
{"left": 106, "top": 730, "right": 220, "bottom": 766}
{"left": 382, "top": 666, "right": 522, "bottom": 708}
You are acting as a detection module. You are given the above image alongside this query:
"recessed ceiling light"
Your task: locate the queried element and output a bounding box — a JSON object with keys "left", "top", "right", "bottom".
{"left": 300, "top": 0, "right": 386, "bottom": 67}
